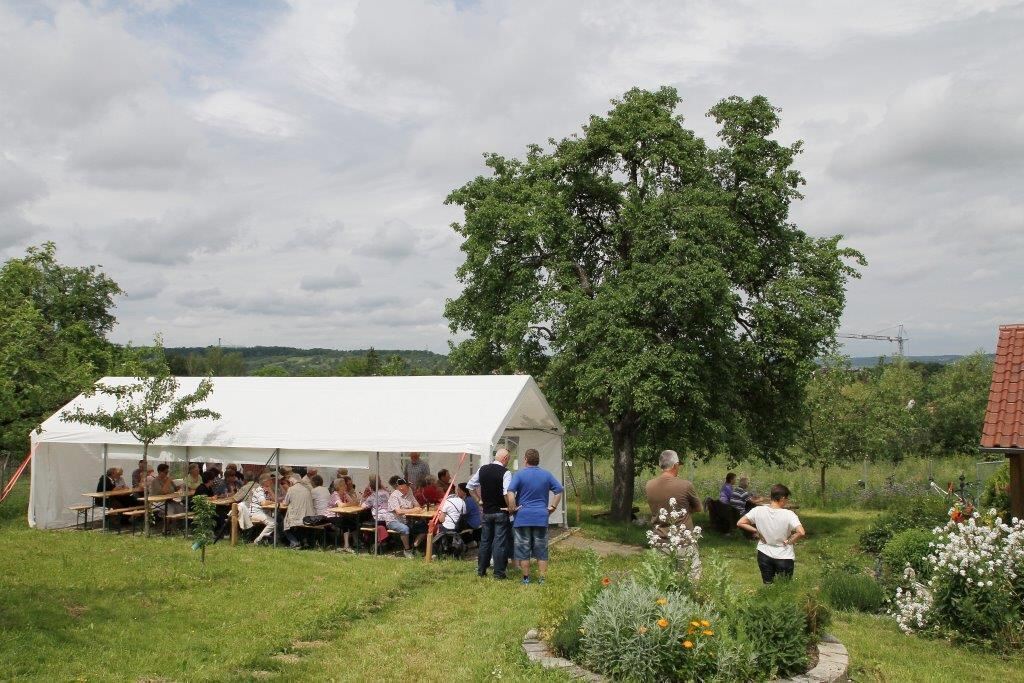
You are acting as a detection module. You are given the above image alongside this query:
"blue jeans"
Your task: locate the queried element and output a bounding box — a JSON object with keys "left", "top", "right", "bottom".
{"left": 478, "top": 512, "right": 512, "bottom": 578}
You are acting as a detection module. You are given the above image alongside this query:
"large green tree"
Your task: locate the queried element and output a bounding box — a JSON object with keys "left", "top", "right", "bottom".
{"left": 445, "top": 87, "right": 863, "bottom": 520}
{"left": 0, "top": 243, "right": 122, "bottom": 457}
{"left": 926, "top": 352, "right": 993, "bottom": 454}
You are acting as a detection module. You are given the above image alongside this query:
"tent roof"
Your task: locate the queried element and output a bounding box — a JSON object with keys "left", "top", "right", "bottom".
{"left": 33, "top": 375, "right": 562, "bottom": 456}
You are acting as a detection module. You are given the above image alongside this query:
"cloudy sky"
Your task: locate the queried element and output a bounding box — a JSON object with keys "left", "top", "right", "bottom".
{"left": 1, "top": 1, "right": 1021, "bottom": 356}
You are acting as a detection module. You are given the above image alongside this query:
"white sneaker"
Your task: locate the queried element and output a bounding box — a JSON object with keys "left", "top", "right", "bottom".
{"left": 403, "top": 550, "right": 414, "bottom": 558}
{"left": 343, "top": 547, "right": 355, "bottom": 554}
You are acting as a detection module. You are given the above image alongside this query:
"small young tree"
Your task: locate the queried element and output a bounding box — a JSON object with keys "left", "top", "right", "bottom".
{"left": 61, "top": 344, "right": 221, "bottom": 534}
{"left": 189, "top": 495, "right": 217, "bottom": 564}
{"left": 798, "top": 355, "right": 867, "bottom": 495}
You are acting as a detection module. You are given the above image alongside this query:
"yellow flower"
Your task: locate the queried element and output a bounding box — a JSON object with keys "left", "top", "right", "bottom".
{"left": 682, "top": 640, "right": 694, "bottom": 649}
{"left": 703, "top": 629, "right": 714, "bottom": 636}
{"left": 690, "top": 620, "right": 701, "bottom": 627}
{"left": 656, "top": 598, "right": 668, "bottom": 606}
{"left": 638, "top": 626, "right": 648, "bottom": 635}
{"left": 657, "top": 618, "right": 669, "bottom": 629}
{"left": 700, "top": 620, "right": 710, "bottom": 627}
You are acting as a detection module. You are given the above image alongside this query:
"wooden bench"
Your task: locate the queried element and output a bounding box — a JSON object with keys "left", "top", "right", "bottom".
{"left": 120, "top": 508, "right": 148, "bottom": 535}
{"left": 103, "top": 506, "right": 145, "bottom": 534}
{"left": 296, "top": 523, "right": 337, "bottom": 550}
{"left": 67, "top": 504, "right": 93, "bottom": 530}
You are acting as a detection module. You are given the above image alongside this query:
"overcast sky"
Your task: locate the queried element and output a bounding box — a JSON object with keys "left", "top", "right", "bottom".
{"left": 1, "top": 1, "right": 1021, "bottom": 356}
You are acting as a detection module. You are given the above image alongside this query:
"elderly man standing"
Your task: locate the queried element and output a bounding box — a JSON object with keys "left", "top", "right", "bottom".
{"left": 403, "top": 452, "right": 430, "bottom": 489}
{"left": 645, "top": 449, "right": 703, "bottom": 577}
{"left": 282, "top": 475, "right": 316, "bottom": 549}
{"left": 468, "top": 447, "right": 514, "bottom": 579}
{"left": 506, "top": 448, "right": 563, "bottom": 585}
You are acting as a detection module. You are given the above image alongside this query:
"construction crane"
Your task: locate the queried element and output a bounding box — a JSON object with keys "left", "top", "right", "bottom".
{"left": 837, "top": 324, "right": 908, "bottom": 356}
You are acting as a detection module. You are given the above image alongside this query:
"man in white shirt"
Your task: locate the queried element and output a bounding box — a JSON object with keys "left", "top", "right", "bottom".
{"left": 438, "top": 485, "right": 467, "bottom": 532}
{"left": 736, "top": 483, "right": 805, "bottom": 583}
{"left": 387, "top": 478, "right": 424, "bottom": 558}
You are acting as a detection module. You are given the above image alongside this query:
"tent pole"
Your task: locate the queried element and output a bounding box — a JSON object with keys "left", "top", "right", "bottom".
{"left": 372, "top": 450, "right": 380, "bottom": 557}
{"left": 101, "top": 444, "right": 108, "bottom": 531}
{"left": 274, "top": 448, "right": 281, "bottom": 548}
{"left": 184, "top": 446, "right": 190, "bottom": 537}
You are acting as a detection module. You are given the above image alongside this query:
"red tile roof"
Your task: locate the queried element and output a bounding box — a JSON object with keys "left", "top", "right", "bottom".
{"left": 982, "top": 324, "right": 1024, "bottom": 449}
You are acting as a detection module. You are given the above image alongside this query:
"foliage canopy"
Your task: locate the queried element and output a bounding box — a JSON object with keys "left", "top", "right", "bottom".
{"left": 445, "top": 87, "right": 863, "bottom": 519}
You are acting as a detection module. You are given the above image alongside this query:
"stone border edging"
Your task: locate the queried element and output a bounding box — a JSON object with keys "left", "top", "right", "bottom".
{"left": 522, "top": 629, "right": 848, "bottom": 682}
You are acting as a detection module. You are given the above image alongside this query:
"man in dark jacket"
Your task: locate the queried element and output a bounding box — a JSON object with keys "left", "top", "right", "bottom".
{"left": 467, "top": 448, "right": 514, "bottom": 579}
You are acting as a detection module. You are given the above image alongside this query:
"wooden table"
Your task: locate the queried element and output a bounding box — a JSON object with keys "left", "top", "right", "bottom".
{"left": 402, "top": 508, "right": 435, "bottom": 520}
{"left": 83, "top": 488, "right": 139, "bottom": 500}
{"left": 327, "top": 504, "right": 364, "bottom": 515}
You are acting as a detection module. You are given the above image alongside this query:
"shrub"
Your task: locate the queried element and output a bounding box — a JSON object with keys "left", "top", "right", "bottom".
{"left": 821, "top": 573, "right": 885, "bottom": 613}
{"left": 578, "top": 581, "right": 720, "bottom": 682}
{"left": 550, "top": 599, "right": 588, "bottom": 658}
{"left": 881, "top": 528, "right": 934, "bottom": 586}
{"left": 739, "top": 583, "right": 810, "bottom": 678}
{"left": 893, "top": 512, "right": 1024, "bottom": 650}
{"left": 981, "top": 463, "right": 1010, "bottom": 518}
{"left": 859, "top": 498, "right": 949, "bottom": 554}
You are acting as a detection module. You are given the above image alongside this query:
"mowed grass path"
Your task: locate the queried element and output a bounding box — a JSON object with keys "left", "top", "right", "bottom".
{"left": 3, "top": 480, "right": 1024, "bottom": 682}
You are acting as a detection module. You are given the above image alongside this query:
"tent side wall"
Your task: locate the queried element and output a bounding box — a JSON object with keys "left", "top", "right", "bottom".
{"left": 505, "top": 429, "right": 565, "bottom": 526}
{"left": 30, "top": 442, "right": 111, "bottom": 529}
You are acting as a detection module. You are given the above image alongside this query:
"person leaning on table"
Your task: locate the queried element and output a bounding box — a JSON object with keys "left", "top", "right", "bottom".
{"left": 736, "top": 483, "right": 805, "bottom": 583}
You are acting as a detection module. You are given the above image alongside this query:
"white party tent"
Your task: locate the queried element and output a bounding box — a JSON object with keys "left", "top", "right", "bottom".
{"left": 29, "top": 375, "right": 565, "bottom": 529}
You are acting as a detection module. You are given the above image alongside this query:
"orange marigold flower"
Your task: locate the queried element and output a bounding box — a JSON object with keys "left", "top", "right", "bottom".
{"left": 682, "top": 640, "right": 694, "bottom": 649}
{"left": 700, "top": 620, "right": 710, "bottom": 627}
{"left": 656, "top": 598, "right": 668, "bottom": 606}
{"left": 690, "top": 620, "right": 701, "bottom": 627}
{"left": 703, "top": 629, "right": 714, "bottom": 636}
{"left": 601, "top": 577, "right": 611, "bottom": 587}
{"left": 657, "top": 618, "right": 669, "bottom": 629}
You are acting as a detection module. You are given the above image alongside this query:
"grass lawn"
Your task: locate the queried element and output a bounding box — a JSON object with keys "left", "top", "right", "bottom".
{"left": 2, "top": 474, "right": 1022, "bottom": 682}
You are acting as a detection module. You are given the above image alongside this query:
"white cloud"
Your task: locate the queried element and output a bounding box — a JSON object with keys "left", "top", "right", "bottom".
{"left": 192, "top": 90, "right": 301, "bottom": 138}
{"left": 2, "top": 0, "right": 1022, "bottom": 354}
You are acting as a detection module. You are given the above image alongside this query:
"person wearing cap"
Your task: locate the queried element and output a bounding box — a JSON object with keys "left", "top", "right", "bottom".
{"left": 387, "top": 478, "right": 425, "bottom": 557}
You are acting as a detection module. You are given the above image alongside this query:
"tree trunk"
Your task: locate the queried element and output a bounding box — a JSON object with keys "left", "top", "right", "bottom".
{"left": 586, "top": 456, "right": 596, "bottom": 501}
{"left": 142, "top": 443, "right": 150, "bottom": 535}
{"left": 609, "top": 420, "right": 638, "bottom": 522}
{"left": 820, "top": 463, "right": 826, "bottom": 498}
{"left": 201, "top": 545, "right": 206, "bottom": 565}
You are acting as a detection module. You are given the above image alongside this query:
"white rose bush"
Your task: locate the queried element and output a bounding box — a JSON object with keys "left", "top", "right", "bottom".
{"left": 893, "top": 509, "right": 1024, "bottom": 649}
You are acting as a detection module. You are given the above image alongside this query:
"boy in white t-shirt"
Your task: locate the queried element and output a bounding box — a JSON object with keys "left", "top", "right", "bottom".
{"left": 736, "top": 483, "right": 805, "bottom": 583}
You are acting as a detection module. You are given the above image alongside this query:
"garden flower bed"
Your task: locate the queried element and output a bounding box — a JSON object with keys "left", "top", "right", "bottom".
{"left": 521, "top": 629, "right": 848, "bottom": 682}
{"left": 538, "top": 501, "right": 846, "bottom": 682}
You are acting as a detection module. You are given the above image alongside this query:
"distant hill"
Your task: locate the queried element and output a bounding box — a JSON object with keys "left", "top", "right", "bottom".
{"left": 848, "top": 354, "right": 994, "bottom": 369}
{"left": 165, "top": 346, "right": 449, "bottom": 375}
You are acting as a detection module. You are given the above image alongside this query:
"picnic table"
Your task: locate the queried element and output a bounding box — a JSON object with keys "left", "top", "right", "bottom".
{"left": 83, "top": 488, "right": 139, "bottom": 500}
{"left": 327, "top": 504, "right": 364, "bottom": 515}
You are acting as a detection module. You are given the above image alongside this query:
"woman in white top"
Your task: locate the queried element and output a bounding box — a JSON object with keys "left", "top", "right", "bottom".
{"left": 736, "top": 483, "right": 805, "bottom": 583}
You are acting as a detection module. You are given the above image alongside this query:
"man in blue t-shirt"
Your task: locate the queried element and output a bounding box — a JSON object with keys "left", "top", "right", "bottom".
{"left": 505, "top": 448, "right": 563, "bottom": 585}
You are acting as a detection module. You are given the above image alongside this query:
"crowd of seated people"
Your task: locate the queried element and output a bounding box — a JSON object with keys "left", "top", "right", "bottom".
{"left": 90, "top": 460, "right": 486, "bottom": 555}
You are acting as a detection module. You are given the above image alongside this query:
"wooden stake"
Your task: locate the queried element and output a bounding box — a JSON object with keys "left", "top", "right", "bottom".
{"left": 230, "top": 503, "right": 239, "bottom": 546}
